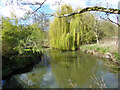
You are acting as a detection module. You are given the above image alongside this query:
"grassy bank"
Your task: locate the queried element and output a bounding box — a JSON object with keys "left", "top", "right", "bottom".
{"left": 2, "top": 50, "right": 42, "bottom": 79}
{"left": 80, "top": 39, "right": 120, "bottom": 66}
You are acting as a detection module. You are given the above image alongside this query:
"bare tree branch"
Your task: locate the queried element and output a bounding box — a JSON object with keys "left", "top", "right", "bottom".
{"left": 31, "top": 0, "right": 47, "bottom": 14}
{"left": 100, "top": 16, "right": 119, "bottom": 26}
{"left": 100, "top": 13, "right": 120, "bottom": 26}
{"left": 107, "top": 17, "right": 119, "bottom": 26}
{"left": 52, "top": 0, "right": 63, "bottom": 6}
{"left": 22, "top": 2, "right": 44, "bottom": 6}
{"left": 96, "top": 0, "right": 119, "bottom": 26}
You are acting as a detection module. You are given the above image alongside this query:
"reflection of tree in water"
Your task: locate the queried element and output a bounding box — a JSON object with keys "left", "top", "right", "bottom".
{"left": 15, "top": 67, "right": 47, "bottom": 88}
{"left": 90, "top": 60, "right": 118, "bottom": 88}
{"left": 50, "top": 50, "right": 99, "bottom": 88}
{"left": 90, "top": 75, "right": 107, "bottom": 88}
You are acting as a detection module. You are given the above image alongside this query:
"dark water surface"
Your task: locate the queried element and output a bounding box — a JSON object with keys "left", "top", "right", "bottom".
{"left": 3, "top": 49, "right": 118, "bottom": 88}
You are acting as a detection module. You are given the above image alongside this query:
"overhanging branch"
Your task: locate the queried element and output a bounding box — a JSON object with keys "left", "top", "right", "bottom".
{"left": 59, "top": 6, "right": 120, "bottom": 18}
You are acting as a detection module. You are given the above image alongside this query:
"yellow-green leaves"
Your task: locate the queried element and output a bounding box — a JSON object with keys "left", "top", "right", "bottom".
{"left": 49, "top": 5, "right": 96, "bottom": 50}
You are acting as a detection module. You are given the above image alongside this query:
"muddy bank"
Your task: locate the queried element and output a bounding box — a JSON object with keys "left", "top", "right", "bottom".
{"left": 2, "top": 51, "right": 42, "bottom": 79}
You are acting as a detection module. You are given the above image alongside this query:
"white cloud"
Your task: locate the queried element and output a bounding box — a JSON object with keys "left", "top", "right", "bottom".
{"left": 106, "top": 0, "right": 119, "bottom": 8}
{"left": 0, "top": 0, "right": 33, "bottom": 18}
{"left": 0, "top": 5, "right": 32, "bottom": 18}
{"left": 0, "top": 5, "right": 12, "bottom": 17}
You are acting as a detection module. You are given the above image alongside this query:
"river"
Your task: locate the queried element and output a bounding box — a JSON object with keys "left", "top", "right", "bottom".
{"left": 2, "top": 49, "right": 118, "bottom": 88}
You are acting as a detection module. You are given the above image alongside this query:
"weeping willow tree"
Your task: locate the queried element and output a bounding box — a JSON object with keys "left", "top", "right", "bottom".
{"left": 49, "top": 5, "right": 96, "bottom": 51}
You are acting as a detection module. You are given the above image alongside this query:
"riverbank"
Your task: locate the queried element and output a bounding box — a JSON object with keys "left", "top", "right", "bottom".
{"left": 80, "top": 41, "right": 120, "bottom": 67}
{"left": 2, "top": 51, "right": 42, "bottom": 79}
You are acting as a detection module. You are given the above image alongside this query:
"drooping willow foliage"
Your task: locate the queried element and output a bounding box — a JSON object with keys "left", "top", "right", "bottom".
{"left": 49, "top": 5, "right": 96, "bottom": 50}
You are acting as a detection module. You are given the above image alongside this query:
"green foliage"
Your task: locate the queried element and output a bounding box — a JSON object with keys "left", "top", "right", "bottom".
{"left": 2, "top": 17, "right": 45, "bottom": 55}
{"left": 49, "top": 5, "right": 118, "bottom": 51}
{"left": 100, "top": 21, "right": 118, "bottom": 38}
{"left": 49, "top": 5, "right": 96, "bottom": 50}
{"left": 2, "top": 17, "right": 20, "bottom": 55}
{"left": 114, "top": 52, "right": 120, "bottom": 62}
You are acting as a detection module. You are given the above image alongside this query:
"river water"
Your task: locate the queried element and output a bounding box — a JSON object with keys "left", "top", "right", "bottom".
{"left": 3, "top": 49, "right": 118, "bottom": 88}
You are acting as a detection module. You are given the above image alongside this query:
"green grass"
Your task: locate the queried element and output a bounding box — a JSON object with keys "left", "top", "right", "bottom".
{"left": 80, "top": 44, "right": 111, "bottom": 54}
{"left": 114, "top": 52, "right": 120, "bottom": 62}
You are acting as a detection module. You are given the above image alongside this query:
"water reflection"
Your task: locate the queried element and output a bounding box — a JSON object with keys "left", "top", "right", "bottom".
{"left": 19, "top": 74, "right": 33, "bottom": 86}
{"left": 40, "top": 69, "right": 58, "bottom": 88}
{"left": 50, "top": 50, "right": 98, "bottom": 88}
{"left": 13, "top": 49, "right": 118, "bottom": 88}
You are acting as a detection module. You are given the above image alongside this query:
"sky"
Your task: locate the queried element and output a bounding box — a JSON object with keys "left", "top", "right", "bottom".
{"left": 0, "top": 0, "right": 119, "bottom": 23}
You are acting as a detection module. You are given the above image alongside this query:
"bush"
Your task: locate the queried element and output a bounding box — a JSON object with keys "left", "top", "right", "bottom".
{"left": 1, "top": 17, "right": 45, "bottom": 56}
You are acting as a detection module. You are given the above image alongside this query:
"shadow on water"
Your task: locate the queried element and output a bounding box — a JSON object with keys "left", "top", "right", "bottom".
{"left": 3, "top": 49, "right": 118, "bottom": 88}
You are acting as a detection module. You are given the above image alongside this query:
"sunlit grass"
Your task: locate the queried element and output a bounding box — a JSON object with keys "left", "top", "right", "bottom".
{"left": 81, "top": 44, "right": 111, "bottom": 54}
{"left": 80, "top": 39, "right": 119, "bottom": 61}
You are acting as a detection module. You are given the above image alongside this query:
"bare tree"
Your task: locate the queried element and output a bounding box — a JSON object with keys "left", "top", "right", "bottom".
{"left": 99, "top": 0, "right": 120, "bottom": 26}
